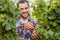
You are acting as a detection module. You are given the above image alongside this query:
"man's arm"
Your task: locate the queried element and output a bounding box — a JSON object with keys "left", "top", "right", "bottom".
{"left": 31, "top": 19, "right": 40, "bottom": 39}
{"left": 16, "top": 26, "right": 22, "bottom": 33}
{"left": 16, "top": 20, "right": 23, "bottom": 33}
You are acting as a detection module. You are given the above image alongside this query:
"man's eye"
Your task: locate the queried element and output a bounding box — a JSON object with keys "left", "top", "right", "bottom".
{"left": 25, "top": 7, "right": 28, "bottom": 9}
{"left": 21, "top": 8, "right": 23, "bottom": 10}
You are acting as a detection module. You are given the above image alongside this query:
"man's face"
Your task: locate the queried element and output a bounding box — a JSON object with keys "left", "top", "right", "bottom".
{"left": 19, "top": 2, "right": 29, "bottom": 18}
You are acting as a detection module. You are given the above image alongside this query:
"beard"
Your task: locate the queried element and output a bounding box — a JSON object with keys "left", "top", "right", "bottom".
{"left": 21, "top": 15, "right": 28, "bottom": 18}
{"left": 20, "top": 13, "right": 29, "bottom": 19}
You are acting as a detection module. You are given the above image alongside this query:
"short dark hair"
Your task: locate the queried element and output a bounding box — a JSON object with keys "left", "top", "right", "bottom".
{"left": 17, "top": 0, "right": 29, "bottom": 8}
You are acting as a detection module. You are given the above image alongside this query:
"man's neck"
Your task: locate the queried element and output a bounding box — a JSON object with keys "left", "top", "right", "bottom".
{"left": 20, "top": 16, "right": 29, "bottom": 21}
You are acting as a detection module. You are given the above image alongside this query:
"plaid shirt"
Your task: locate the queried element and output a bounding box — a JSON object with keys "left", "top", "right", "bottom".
{"left": 16, "top": 16, "right": 38, "bottom": 40}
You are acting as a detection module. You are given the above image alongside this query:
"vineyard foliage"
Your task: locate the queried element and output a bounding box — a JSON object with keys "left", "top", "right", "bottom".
{"left": 0, "top": 0, "right": 60, "bottom": 40}
{"left": 32, "top": 0, "right": 60, "bottom": 40}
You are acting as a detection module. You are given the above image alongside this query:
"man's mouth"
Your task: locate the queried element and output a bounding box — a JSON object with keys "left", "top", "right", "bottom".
{"left": 23, "top": 12, "right": 28, "bottom": 14}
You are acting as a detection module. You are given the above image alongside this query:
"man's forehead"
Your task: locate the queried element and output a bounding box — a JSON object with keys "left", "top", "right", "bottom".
{"left": 19, "top": 2, "right": 28, "bottom": 8}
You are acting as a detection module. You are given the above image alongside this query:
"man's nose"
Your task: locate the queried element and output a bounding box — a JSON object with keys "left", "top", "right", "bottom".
{"left": 23, "top": 9, "right": 26, "bottom": 12}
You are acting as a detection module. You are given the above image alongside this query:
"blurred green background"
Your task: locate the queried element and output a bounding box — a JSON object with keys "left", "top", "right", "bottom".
{"left": 0, "top": 0, "right": 60, "bottom": 40}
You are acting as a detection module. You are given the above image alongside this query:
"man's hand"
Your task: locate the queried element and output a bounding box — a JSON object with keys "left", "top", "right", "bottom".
{"left": 24, "top": 22, "right": 35, "bottom": 30}
{"left": 32, "top": 31, "right": 40, "bottom": 39}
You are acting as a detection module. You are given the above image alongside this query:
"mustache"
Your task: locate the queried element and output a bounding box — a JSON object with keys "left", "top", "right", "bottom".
{"left": 22, "top": 12, "right": 28, "bottom": 14}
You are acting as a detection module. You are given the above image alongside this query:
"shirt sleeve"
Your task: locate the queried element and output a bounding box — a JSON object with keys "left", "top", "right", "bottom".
{"left": 16, "top": 20, "right": 22, "bottom": 32}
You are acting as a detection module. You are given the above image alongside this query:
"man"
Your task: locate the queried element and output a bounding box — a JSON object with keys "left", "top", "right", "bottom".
{"left": 16, "top": 0, "right": 39, "bottom": 40}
